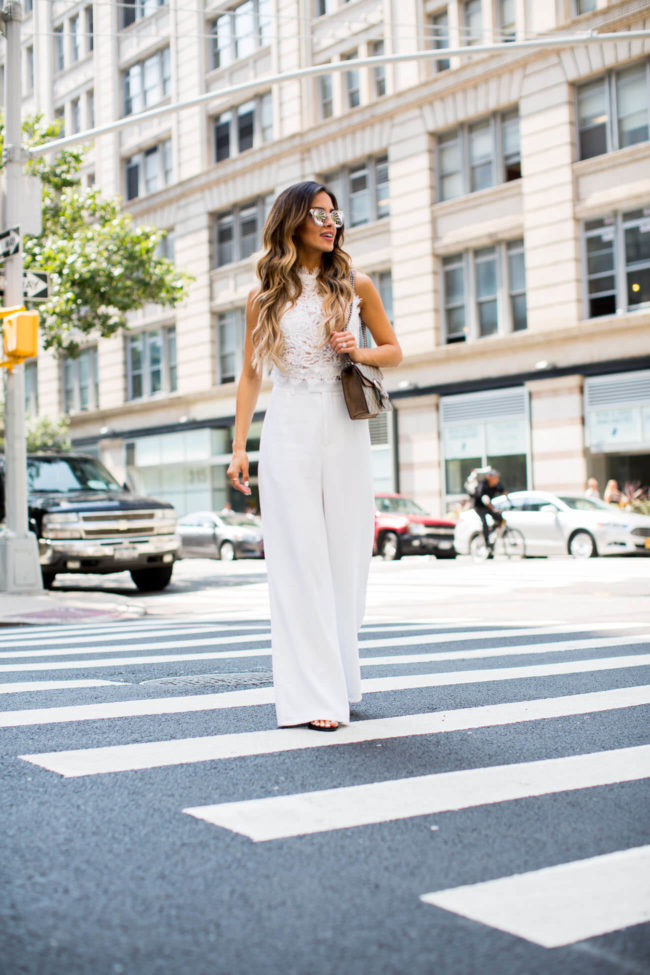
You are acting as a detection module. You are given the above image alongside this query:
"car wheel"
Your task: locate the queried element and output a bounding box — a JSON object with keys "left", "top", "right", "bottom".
{"left": 130, "top": 566, "right": 174, "bottom": 592}
{"left": 220, "top": 540, "right": 236, "bottom": 562}
{"left": 380, "top": 532, "right": 401, "bottom": 561}
{"left": 469, "top": 533, "right": 489, "bottom": 561}
{"left": 41, "top": 570, "right": 56, "bottom": 589}
{"left": 568, "top": 530, "right": 597, "bottom": 559}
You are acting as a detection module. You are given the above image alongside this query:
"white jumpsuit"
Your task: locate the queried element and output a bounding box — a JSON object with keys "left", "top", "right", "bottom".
{"left": 258, "top": 268, "right": 375, "bottom": 727}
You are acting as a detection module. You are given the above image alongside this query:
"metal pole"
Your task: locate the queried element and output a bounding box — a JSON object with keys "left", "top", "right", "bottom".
{"left": 0, "top": 0, "right": 42, "bottom": 591}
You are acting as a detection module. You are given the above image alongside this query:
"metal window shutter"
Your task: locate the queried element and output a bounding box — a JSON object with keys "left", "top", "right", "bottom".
{"left": 440, "top": 387, "right": 528, "bottom": 424}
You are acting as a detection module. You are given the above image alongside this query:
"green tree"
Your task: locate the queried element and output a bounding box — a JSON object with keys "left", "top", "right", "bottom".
{"left": 0, "top": 116, "right": 192, "bottom": 356}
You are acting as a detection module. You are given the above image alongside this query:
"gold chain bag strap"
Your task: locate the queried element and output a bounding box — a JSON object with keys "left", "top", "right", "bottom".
{"left": 340, "top": 272, "right": 393, "bottom": 420}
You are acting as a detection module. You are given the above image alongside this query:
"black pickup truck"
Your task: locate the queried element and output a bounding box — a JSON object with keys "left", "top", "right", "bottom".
{"left": 0, "top": 453, "right": 179, "bottom": 591}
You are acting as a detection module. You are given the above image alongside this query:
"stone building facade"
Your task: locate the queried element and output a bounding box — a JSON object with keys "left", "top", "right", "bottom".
{"left": 4, "top": 0, "right": 650, "bottom": 515}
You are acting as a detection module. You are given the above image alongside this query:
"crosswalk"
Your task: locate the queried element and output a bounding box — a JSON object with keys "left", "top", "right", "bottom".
{"left": 3, "top": 614, "right": 649, "bottom": 957}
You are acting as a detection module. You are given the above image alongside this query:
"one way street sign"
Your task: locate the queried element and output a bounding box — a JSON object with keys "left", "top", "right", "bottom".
{"left": 0, "top": 226, "right": 20, "bottom": 260}
{"left": 22, "top": 271, "right": 49, "bottom": 300}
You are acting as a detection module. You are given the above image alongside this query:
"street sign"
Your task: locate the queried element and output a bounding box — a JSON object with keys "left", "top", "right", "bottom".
{"left": 22, "top": 270, "right": 49, "bottom": 301}
{"left": 0, "top": 226, "right": 20, "bottom": 259}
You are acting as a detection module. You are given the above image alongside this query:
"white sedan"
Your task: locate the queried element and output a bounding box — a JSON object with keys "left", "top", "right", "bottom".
{"left": 454, "top": 490, "right": 650, "bottom": 559}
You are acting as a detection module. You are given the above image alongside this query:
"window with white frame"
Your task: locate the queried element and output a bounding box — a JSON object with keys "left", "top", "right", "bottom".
{"left": 213, "top": 196, "right": 273, "bottom": 268}
{"left": 86, "top": 6, "right": 94, "bottom": 53}
{"left": 583, "top": 208, "right": 650, "bottom": 319}
{"left": 54, "top": 25, "right": 64, "bottom": 72}
{"left": 315, "top": 0, "right": 335, "bottom": 17}
{"left": 121, "top": 0, "right": 167, "bottom": 29}
{"left": 156, "top": 229, "right": 175, "bottom": 261}
{"left": 497, "top": 0, "right": 516, "bottom": 41}
{"left": 127, "top": 326, "right": 177, "bottom": 400}
{"left": 574, "top": 0, "right": 597, "bottom": 14}
{"left": 69, "top": 14, "right": 81, "bottom": 62}
{"left": 217, "top": 308, "right": 246, "bottom": 383}
{"left": 322, "top": 156, "right": 389, "bottom": 227}
{"left": 369, "top": 40, "right": 386, "bottom": 98}
{"left": 213, "top": 93, "right": 272, "bottom": 162}
{"left": 209, "top": 0, "right": 271, "bottom": 70}
{"left": 25, "top": 45, "right": 34, "bottom": 92}
{"left": 319, "top": 75, "right": 334, "bottom": 119}
{"left": 87, "top": 89, "right": 95, "bottom": 128}
{"left": 126, "top": 140, "right": 172, "bottom": 200}
{"left": 427, "top": 10, "right": 450, "bottom": 72}
{"left": 342, "top": 51, "right": 361, "bottom": 109}
{"left": 462, "top": 0, "right": 483, "bottom": 45}
{"left": 577, "top": 61, "right": 649, "bottom": 160}
{"left": 376, "top": 270, "right": 394, "bottom": 322}
{"left": 123, "top": 48, "right": 171, "bottom": 116}
{"left": 54, "top": 106, "right": 65, "bottom": 136}
{"left": 442, "top": 239, "right": 527, "bottom": 343}
{"left": 24, "top": 361, "right": 38, "bottom": 416}
{"left": 70, "top": 97, "right": 81, "bottom": 135}
{"left": 437, "top": 109, "right": 520, "bottom": 201}
{"left": 63, "top": 348, "right": 99, "bottom": 413}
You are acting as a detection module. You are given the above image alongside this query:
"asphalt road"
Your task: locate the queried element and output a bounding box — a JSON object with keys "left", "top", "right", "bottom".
{"left": 1, "top": 557, "right": 649, "bottom": 975}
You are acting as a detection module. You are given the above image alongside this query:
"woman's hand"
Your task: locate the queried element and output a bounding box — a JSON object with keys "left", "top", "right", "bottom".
{"left": 227, "top": 450, "right": 251, "bottom": 496}
{"left": 329, "top": 330, "right": 357, "bottom": 357}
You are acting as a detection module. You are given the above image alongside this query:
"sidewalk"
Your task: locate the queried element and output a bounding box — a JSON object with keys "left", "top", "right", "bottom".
{"left": 0, "top": 589, "right": 145, "bottom": 626}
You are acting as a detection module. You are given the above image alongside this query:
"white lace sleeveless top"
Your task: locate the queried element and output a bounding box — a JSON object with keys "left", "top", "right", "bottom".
{"left": 271, "top": 267, "right": 361, "bottom": 389}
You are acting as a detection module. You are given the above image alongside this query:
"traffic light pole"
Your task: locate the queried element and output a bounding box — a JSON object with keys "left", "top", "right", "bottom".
{"left": 0, "top": 0, "right": 42, "bottom": 591}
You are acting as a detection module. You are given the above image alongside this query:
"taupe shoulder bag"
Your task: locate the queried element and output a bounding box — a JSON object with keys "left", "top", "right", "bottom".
{"left": 340, "top": 273, "right": 393, "bottom": 420}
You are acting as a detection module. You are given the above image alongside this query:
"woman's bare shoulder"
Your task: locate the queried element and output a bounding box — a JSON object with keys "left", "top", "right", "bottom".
{"left": 351, "top": 270, "right": 375, "bottom": 297}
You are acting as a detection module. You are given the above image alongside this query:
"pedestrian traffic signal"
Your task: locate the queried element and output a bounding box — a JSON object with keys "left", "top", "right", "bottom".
{"left": 2, "top": 308, "right": 39, "bottom": 365}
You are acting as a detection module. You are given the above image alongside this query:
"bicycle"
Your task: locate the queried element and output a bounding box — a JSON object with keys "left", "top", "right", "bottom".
{"left": 470, "top": 513, "right": 525, "bottom": 561}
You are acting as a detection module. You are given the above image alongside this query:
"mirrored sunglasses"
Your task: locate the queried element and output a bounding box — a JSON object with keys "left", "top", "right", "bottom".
{"left": 309, "top": 207, "right": 344, "bottom": 228}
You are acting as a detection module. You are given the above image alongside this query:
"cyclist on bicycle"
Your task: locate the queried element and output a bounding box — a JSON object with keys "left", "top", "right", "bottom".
{"left": 472, "top": 468, "right": 505, "bottom": 556}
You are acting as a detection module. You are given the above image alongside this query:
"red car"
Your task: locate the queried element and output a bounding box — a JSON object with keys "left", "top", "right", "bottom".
{"left": 374, "top": 493, "right": 457, "bottom": 560}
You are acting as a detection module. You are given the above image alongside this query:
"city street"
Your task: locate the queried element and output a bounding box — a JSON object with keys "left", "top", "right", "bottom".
{"left": 1, "top": 555, "right": 649, "bottom": 975}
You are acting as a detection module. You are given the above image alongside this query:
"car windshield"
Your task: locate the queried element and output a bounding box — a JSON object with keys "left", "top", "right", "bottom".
{"left": 556, "top": 495, "right": 613, "bottom": 512}
{"left": 376, "top": 496, "right": 427, "bottom": 515}
{"left": 27, "top": 456, "right": 122, "bottom": 494}
{"left": 220, "top": 513, "right": 260, "bottom": 527}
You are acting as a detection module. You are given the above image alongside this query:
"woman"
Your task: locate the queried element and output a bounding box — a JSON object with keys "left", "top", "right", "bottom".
{"left": 226, "top": 181, "right": 402, "bottom": 731}
{"left": 604, "top": 479, "right": 625, "bottom": 506}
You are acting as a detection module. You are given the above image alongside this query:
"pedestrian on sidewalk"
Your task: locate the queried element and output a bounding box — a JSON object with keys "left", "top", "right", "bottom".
{"left": 227, "top": 181, "right": 401, "bottom": 730}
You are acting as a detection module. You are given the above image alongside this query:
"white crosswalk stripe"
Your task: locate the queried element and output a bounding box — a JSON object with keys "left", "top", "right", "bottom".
{"left": 4, "top": 615, "right": 649, "bottom": 952}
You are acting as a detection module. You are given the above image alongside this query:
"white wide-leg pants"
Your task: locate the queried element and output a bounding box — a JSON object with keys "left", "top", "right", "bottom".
{"left": 259, "top": 384, "right": 375, "bottom": 727}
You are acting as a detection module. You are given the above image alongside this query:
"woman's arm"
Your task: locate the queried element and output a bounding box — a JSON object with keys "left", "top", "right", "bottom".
{"left": 328, "top": 271, "right": 402, "bottom": 368}
{"left": 227, "top": 289, "right": 264, "bottom": 496}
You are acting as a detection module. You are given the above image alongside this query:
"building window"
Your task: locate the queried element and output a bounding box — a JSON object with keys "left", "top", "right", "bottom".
{"left": 70, "top": 97, "right": 81, "bottom": 135}
{"left": 428, "top": 10, "right": 450, "bottom": 72}
{"left": 123, "top": 48, "right": 171, "bottom": 116}
{"left": 54, "top": 25, "right": 64, "bottom": 72}
{"left": 315, "top": 0, "right": 335, "bottom": 16}
{"left": 322, "top": 156, "right": 390, "bottom": 227}
{"left": 54, "top": 106, "right": 65, "bottom": 136}
{"left": 25, "top": 45, "right": 34, "bottom": 92}
{"left": 442, "top": 239, "right": 527, "bottom": 343}
{"left": 319, "top": 75, "right": 334, "bottom": 119}
{"left": 86, "top": 6, "right": 94, "bottom": 53}
{"left": 376, "top": 270, "right": 393, "bottom": 322}
{"left": 574, "top": 0, "right": 597, "bottom": 14}
{"left": 213, "top": 196, "right": 272, "bottom": 268}
{"left": 213, "top": 93, "right": 272, "bottom": 162}
{"left": 69, "top": 14, "right": 81, "bottom": 63}
{"left": 24, "top": 0, "right": 33, "bottom": 12}
{"left": 217, "top": 308, "right": 245, "bottom": 383}
{"left": 462, "top": 0, "right": 483, "bottom": 45}
{"left": 342, "top": 51, "right": 361, "bottom": 109}
{"left": 122, "top": 0, "right": 167, "bottom": 29}
{"left": 369, "top": 40, "right": 386, "bottom": 98}
{"left": 498, "top": 0, "right": 516, "bottom": 41}
{"left": 125, "top": 139, "right": 172, "bottom": 200}
{"left": 209, "top": 0, "right": 271, "bottom": 70}
{"left": 25, "top": 361, "right": 38, "bottom": 416}
{"left": 63, "top": 348, "right": 99, "bottom": 413}
{"left": 87, "top": 90, "right": 95, "bottom": 129}
{"left": 584, "top": 208, "right": 650, "bottom": 319}
{"left": 127, "top": 326, "right": 177, "bottom": 400}
{"left": 577, "top": 61, "right": 649, "bottom": 160}
{"left": 437, "top": 109, "right": 521, "bottom": 201}
{"left": 156, "top": 229, "right": 175, "bottom": 261}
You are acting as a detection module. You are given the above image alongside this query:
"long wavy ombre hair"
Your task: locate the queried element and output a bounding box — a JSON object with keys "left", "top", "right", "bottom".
{"left": 252, "top": 181, "right": 353, "bottom": 370}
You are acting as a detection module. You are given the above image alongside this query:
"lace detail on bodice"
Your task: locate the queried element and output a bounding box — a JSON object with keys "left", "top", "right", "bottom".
{"left": 271, "top": 268, "right": 361, "bottom": 388}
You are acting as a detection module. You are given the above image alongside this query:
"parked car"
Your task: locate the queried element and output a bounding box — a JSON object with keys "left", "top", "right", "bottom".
{"left": 374, "top": 493, "right": 456, "bottom": 560}
{"left": 1, "top": 453, "right": 179, "bottom": 591}
{"left": 454, "top": 490, "right": 650, "bottom": 559}
{"left": 177, "top": 511, "right": 264, "bottom": 561}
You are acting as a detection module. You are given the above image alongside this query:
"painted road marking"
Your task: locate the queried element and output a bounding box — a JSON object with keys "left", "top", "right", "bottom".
{"left": 420, "top": 845, "right": 650, "bottom": 948}
{"left": 3, "top": 653, "right": 650, "bottom": 724}
{"left": 182, "top": 744, "right": 650, "bottom": 841}
{"left": 0, "top": 679, "right": 123, "bottom": 695}
{"left": 19, "top": 686, "right": 650, "bottom": 778}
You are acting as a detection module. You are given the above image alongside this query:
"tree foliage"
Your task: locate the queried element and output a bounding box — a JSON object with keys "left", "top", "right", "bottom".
{"left": 0, "top": 116, "right": 192, "bottom": 356}
{"left": 25, "top": 413, "right": 72, "bottom": 452}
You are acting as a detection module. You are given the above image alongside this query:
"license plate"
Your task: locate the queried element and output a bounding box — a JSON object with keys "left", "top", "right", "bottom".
{"left": 114, "top": 545, "right": 138, "bottom": 559}
{"left": 645, "top": 538, "right": 650, "bottom": 549}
